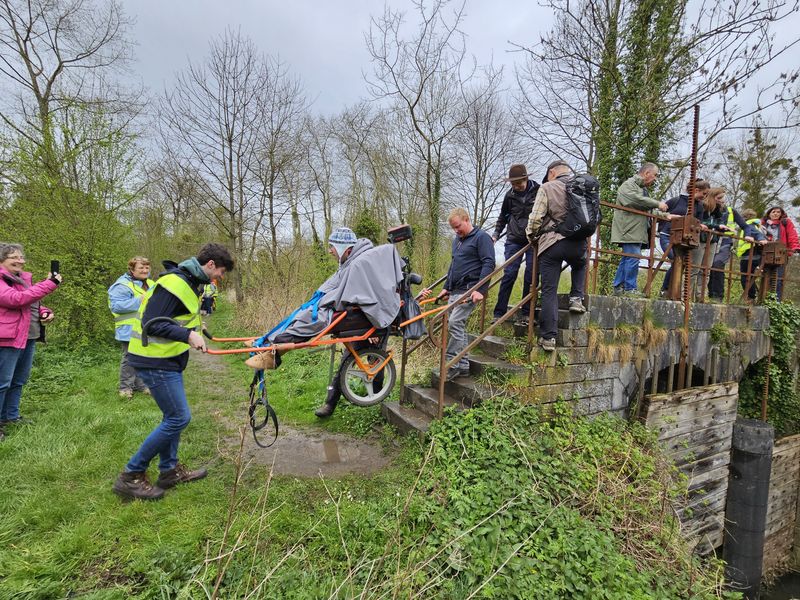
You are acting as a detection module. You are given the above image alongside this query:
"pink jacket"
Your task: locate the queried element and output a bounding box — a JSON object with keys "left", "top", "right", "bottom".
{"left": 0, "top": 266, "right": 57, "bottom": 349}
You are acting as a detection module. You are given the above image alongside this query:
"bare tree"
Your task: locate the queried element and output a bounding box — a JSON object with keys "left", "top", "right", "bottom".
{"left": 366, "top": 0, "right": 475, "bottom": 277}
{"left": 159, "top": 30, "right": 304, "bottom": 300}
{"left": 454, "top": 69, "right": 517, "bottom": 227}
{"left": 250, "top": 56, "right": 307, "bottom": 269}
{"left": 515, "top": 0, "right": 800, "bottom": 175}
{"left": 0, "top": 0, "right": 138, "bottom": 170}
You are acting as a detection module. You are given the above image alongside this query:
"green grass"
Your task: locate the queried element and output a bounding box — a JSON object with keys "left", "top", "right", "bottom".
{"left": 0, "top": 301, "right": 420, "bottom": 598}
{"left": 0, "top": 300, "right": 736, "bottom": 599}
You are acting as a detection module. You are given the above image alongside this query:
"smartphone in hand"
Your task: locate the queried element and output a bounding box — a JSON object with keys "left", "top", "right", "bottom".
{"left": 50, "top": 260, "right": 60, "bottom": 275}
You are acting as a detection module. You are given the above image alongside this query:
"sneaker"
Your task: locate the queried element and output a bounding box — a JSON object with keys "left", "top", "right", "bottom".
{"left": 156, "top": 463, "right": 208, "bottom": 489}
{"left": 515, "top": 318, "right": 530, "bottom": 327}
{"left": 136, "top": 388, "right": 151, "bottom": 396}
{"left": 119, "top": 389, "right": 133, "bottom": 400}
{"left": 4, "top": 417, "right": 32, "bottom": 426}
{"left": 538, "top": 337, "right": 556, "bottom": 352}
{"left": 624, "top": 290, "right": 644, "bottom": 298}
{"left": 439, "top": 366, "right": 469, "bottom": 382}
{"left": 568, "top": 297, "right": 586, "bottom": 314}
{"left": 113, "top": 471, "right": 165, "bottom": 501}
{"left": 613, "top": 285, "right": 624, "bottom": 296}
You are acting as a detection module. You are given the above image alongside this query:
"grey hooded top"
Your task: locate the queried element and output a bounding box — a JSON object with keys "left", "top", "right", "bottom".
{"left": 267, "top": 239, "right": 404, "bottom": 342}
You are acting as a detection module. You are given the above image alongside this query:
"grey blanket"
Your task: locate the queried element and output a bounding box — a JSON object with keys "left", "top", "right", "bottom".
{"left": 267, "top": 240, "right": 404, "bottom": 343}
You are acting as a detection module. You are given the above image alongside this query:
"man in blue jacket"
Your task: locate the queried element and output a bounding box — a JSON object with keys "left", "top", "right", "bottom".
{"left": 112, "top": 243, "right": 234, "bottom": 501}
{"left": 421, "top": 208, "right": 495, "bottom": 381}
{"left": 108, "top": 257, "right": 154, "bottom": 399}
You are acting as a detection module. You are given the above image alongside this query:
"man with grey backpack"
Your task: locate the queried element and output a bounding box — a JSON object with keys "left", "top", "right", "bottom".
{"left": 526, "top": 160, "right": 595, "bottom": 352}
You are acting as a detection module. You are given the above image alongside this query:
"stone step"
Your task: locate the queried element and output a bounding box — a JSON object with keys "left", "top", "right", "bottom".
{"left": 531, "top": 377, "right": 615, "bottom": 404}
{"left": 529, "top": 360, "right": 621, "bottom": 385}
{"left": 430, "top": 371, "right": 490, "bottom": 405}
{"left": 404, "top": 384, "right": 467, "bottom": 419}
{"left": 382, "top": 401, "right": 431, "bottom": 437}
{"left": 556, "top": 328, "right": 589, "bottom": 348}
{"left": 467, "top": 354, "right": 528, "bottom": 378}
{"left": 469, "top": 333, "right": 513, "bottom": 360}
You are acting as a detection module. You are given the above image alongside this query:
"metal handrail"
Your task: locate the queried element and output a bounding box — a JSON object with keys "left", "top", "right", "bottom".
{"left": 398, "top": 200, "right": 798, "bottom": 420}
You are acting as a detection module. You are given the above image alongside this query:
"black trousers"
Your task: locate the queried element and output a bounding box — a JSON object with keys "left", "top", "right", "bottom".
{"left": 538, "top": 238, "right": 587, "bottom": 340}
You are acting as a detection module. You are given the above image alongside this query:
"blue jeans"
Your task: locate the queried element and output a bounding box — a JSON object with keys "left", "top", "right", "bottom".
{"left": 659, "top": 233, "right": 673, "bottom": 291}
{"left": 493, "top": 241, "right": 534, "bottom": 319}
{"left": 613, "top": 243, "right": 643, "bottom": 291}
{"left": 0, "top": 339, "right": 37, "bottom": 421}
{"left": 126, "top": 369, "right": 191, "bottom": 473}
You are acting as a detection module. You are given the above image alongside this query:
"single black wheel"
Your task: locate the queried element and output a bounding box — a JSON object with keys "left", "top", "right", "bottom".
{"left": 339, "top": 348, "right": 396, "bottom": 406}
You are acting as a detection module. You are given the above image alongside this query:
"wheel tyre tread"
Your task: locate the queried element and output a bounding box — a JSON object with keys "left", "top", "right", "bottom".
{"left": 339, "top": 349, "right": 396, "bottom": 406}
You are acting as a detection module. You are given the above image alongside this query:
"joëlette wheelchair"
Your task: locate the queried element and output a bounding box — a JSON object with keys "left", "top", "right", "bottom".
{"left": 180, "top": 225, "right": 449, "bottom": 446}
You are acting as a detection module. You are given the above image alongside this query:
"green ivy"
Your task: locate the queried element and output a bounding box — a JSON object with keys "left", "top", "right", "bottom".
{"left": 739, "top": 297, "right": 800, "bottom": 435}
{"left": 395, "top": 398, "right": 738, "bottom": 599}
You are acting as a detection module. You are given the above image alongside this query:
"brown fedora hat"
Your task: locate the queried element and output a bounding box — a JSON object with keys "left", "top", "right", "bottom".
{"left": 504, "top": 164, "right": 528, "bottom": 182}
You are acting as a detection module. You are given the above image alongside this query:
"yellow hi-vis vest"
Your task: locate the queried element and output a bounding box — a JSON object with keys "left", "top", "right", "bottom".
{"left": 722, "top": 206, "right": 735, "bottom": 237}
{"left": 109, "top": 278, "right": 155, "bottom": 327}
{"left": 737, "top": 218, "right": 762, "bottom": 257}
{"left": 127, "top": 273, "right": 202, "bottom": 359}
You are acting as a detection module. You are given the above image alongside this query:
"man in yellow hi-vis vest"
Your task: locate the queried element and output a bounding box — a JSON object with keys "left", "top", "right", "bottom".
{"left": 112, "top": 243, "right": 234, "bottom": 501}
{"left": 108, "top": 256, "right": 154, "bottom": 399}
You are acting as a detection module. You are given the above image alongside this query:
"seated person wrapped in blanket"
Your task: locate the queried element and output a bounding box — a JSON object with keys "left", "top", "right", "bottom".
{"left": 246, "top": 229, "right": 405, "bottom": 414}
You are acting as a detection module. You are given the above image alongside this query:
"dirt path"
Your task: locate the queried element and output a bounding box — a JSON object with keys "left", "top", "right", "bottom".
{"left": 191, "top": 350, "right": 392, "bottom": 477}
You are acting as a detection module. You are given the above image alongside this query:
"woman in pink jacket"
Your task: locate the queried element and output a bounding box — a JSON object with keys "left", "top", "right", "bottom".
{"left": 762, "top": 206, "right": 800, "bottom": 299}
{"left": 0, "top": 243, "right": 62, "bottom": 441}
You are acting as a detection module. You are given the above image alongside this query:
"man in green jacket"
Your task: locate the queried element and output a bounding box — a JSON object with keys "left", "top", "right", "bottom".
{"left": 610, "top": 163, "right": 669, "bottom": 295}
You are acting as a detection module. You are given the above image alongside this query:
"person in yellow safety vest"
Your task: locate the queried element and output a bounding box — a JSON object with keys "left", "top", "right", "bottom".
{"left": 200, "top": 279, "right": 218, "bottom": 316}
{"left": 108, "top": 257, "right": 155, "bottom": 399}
{"left": 736, "top": 209, "right": 768, "bottom": 301}
{"left": 703, "top": 190, "right": 755, "bottom": 302}
{"left": 112, "top": 243, "right": 234, "bottom": 502}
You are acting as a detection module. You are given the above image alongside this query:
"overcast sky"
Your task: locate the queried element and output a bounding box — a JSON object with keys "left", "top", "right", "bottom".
{"left": 128, "top": 0, "right": 550, "bottom": 114}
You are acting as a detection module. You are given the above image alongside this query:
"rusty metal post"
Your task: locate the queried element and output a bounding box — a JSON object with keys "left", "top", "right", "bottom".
{"left": 742, "top": 247, "right": 756, "bottom": 302}
{"left": 527, "top": 248, "right": 539, "bottom": 351}
{"left": 678, "top": 104, "right": 700, "bottom": 390}
{"left": 480, "top": 291, "right": 487, "bottom": 331}
{"left": 761, "top": 353, "right": 771, "bottom": 421}
{"left": 398, "top": 337, "right": 408, "bottom": 404}
{"left": 438, "top": 311, "right": 448, "bottom": 419}
{"left": 644, "top": 218, "right": 658, "bottom": 296}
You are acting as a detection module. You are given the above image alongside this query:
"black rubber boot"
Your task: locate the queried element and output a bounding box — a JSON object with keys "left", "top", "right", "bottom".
{"left": 314, "top": 386, "right": 339, "bottom": 418}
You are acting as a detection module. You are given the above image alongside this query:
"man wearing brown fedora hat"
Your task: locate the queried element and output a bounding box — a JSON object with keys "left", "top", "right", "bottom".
{"left": 492, "top": 164, "right": 540, "bottom": 326}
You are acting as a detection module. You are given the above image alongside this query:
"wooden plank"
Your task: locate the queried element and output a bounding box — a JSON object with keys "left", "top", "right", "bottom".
{"left": 644, "top": 393, "right": 738, "bottom": 425}
{"left": 644, "top": 382, "right": 738, "bottom": 409}
{"left": 763, "top": 528, "right": 795, "bottom": 573}
{"left": 767, "top": 500, "right": 797, "bottom": 525}
{"left": 677, "top": 491, "right": 727, "bottom": 525}
{"left": 765, "top": 512, "right": 796, "bottom": 538}
{"left": 655, "top": 407, "right": 738, "bottom": 441}
{"left": 679, "top": 450, "right": 731, "bottom": 478}
{"left": 773, "top": 433, "right": 800, "bottom": 452}
{"left": 672, "top": 436, "right": 733, "bottom": 467}
{"left": 660, "top": 422, "right": 735, "bottom": 455}
{"left": 770, "top": 453, "right": 800, "bottom": 479}
{"left": 767, "top": 481, "right": 800, "bottom": 509}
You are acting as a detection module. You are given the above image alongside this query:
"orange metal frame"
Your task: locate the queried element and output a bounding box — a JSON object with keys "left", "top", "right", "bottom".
{"left": 205, "top": 309, "right": 392, "bottom": 380}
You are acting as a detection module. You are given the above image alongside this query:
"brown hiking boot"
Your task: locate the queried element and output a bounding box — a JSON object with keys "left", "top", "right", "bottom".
{"left": 245, "top": 349, "right": 277, "bottom": 370}
{"left": 112, "top": 471, "right": 165, "bottom": 501}
{"left": 156, "top": 463, "right": 208, "bottom": 489}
